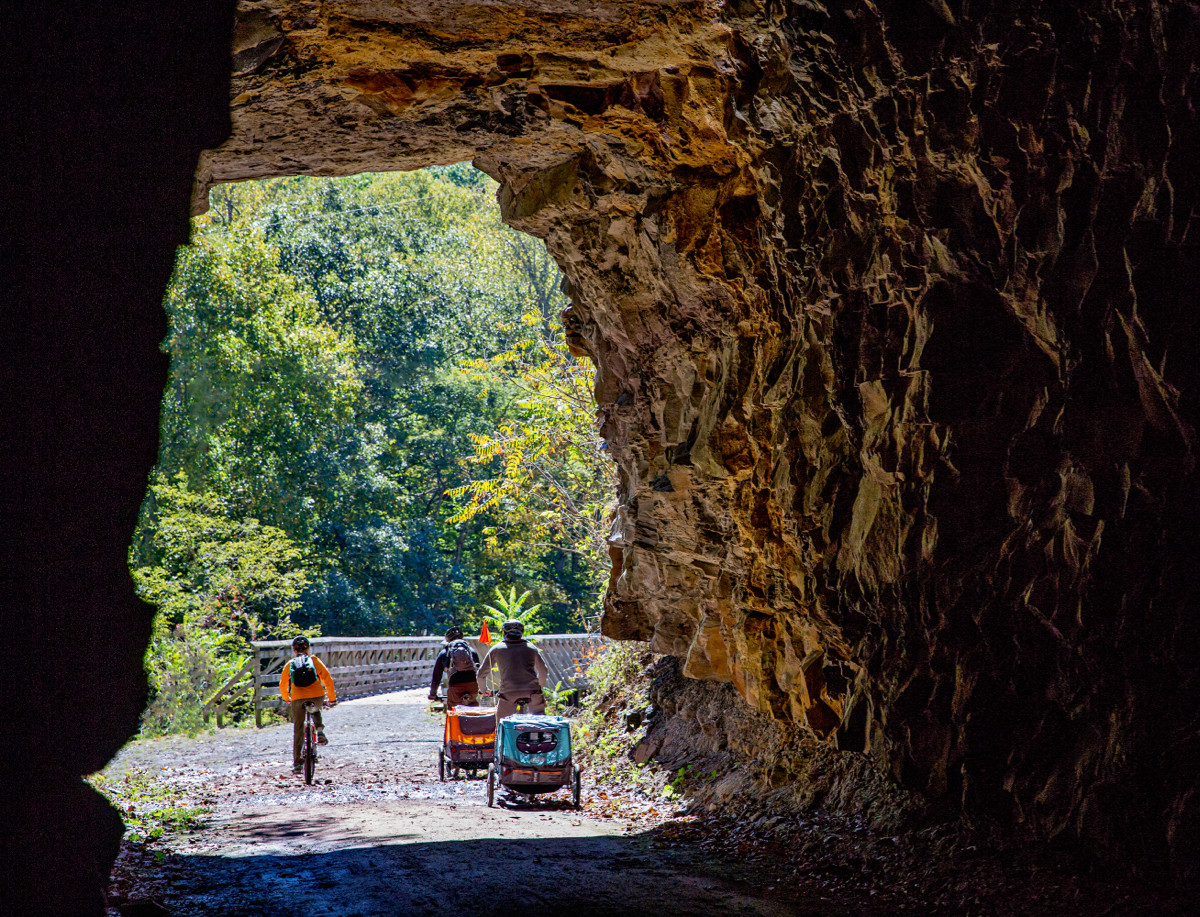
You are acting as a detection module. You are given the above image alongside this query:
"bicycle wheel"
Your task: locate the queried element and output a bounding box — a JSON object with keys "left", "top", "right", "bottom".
{"left": 572, "top": 765, "right": 582, "bottom": 809}
{"left": 303, "top": 720, "right": 316, "bottom": 785}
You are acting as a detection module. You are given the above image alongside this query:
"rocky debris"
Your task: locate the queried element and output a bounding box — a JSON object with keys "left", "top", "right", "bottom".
{"left": 581, "top": 657, "right": 1178, "bottom": 916}
{"left": 101, "top": 692, "right": 798, "bottom": 917}
{"left": 645, "top": 810, "right": 1181, "bottom": 917}
{"left": 635, "top": 656, "right": 916, "bottom": 830}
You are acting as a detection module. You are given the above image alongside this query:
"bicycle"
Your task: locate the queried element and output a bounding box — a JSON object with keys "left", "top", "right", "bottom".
{"left": 479, "top": 689, "right": 533, "bottom": 716}
{"left": 300, "top": 700, "right": 324, "bottom": 785}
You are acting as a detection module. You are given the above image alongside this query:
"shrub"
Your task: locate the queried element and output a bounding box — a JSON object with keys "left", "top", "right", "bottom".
{"left": 90, "top": 769, "right": 210, "bottom": 843}
{"left": 575, "top": 640, "right": 653, "bottom": 765}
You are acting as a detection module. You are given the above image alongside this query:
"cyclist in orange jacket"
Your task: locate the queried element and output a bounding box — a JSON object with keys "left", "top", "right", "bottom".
{"left": 279, "top": 635, "right": 337, "bottom": 773}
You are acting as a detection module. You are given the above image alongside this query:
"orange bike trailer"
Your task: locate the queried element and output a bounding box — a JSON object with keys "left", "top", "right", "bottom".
{"left": 439, "top": 706, "right": 496, "bottom": 780}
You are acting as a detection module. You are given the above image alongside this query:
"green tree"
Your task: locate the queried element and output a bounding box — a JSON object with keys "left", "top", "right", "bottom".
{"left": 135, "top": 164, "right": 611, "bottom": 704}
{"left": 132, "top": 473, "right": 313, "bottom": 732}
{"left": 156, "top": 223, "right": 364, "bottom": 534}
{"left": 447, "top": 321, "right": 613, "bottom": 625}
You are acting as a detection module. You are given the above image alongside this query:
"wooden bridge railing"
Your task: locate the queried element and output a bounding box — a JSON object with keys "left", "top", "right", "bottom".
{"left": 533, "top": 633, "right": 606, "bottom": 696}
{"left": 203, "top": 633, "right": 607, "bottom": 727}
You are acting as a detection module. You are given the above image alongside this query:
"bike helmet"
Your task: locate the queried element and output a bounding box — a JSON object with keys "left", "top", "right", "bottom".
{"left": 445, "top": 626, "right": 464, "bottom": 641}
{"left": 292, "top": 635, "right": 310, "bottom": 652}
{"left": 501, "top": 619, "right": 524, "bottom": 640}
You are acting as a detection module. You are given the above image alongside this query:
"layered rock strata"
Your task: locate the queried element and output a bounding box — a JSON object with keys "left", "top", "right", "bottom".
{"left": 634, "top": 655, "right": 914, "bottom": 829}
{"left": 10, "top": 2, "right": 1200, "bottom": 910}
{"left": 200, "top": 0, "right": 1200, "bottom": 877}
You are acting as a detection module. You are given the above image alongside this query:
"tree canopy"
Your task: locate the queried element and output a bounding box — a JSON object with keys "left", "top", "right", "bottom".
{"left": 133, "top": 165, "right": 613, "bottom": 704}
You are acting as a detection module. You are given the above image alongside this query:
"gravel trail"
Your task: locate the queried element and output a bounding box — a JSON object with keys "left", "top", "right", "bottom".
{"left": 105, "top": 689, "right": 800, "bottom": 917}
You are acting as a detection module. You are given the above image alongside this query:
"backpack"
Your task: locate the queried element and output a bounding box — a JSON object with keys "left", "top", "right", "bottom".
{"left": 290, "top": 654, "right": 319, "bottom": 688}
{"left": 447, "top": 639, "right": 476, "bottom": 674}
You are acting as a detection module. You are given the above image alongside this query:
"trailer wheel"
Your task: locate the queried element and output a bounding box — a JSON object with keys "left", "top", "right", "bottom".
{"left": 487, "top": 764, "right": 496, "bottom": 807}
{"left": 572, "top": 766, "right": 582, "bottom": 809}
{"left": 438, "top": 752, "right": 445, "bottom": 782}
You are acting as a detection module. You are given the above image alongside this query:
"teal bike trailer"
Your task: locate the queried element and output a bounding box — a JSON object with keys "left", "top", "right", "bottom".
{"left": 487, "top": 714, "right": 582, "bottom": 808}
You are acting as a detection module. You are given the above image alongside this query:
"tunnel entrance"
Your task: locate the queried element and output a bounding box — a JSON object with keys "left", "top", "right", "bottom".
{"left": 11, "top": 3, "right": 1200, "bottom": 913}
{"left": 130, "top": 165, "right": 611, "bottom": 736}
{"left": 101, "top": 165, "right": 739, "bottom": 915}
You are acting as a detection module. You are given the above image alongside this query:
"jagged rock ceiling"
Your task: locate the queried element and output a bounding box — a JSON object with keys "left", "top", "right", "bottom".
{"left": 156, "top": 0, "right": 1200, "bottom": 887}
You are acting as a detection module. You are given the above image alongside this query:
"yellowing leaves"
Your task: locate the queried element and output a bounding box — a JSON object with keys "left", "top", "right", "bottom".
{"left": 444, "top": 322, "right": 614, "bottom": 589}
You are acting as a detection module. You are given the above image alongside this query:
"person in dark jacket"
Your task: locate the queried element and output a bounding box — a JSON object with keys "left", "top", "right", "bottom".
{"left": 428, "top": 626, "right": 481, "bottom": 708}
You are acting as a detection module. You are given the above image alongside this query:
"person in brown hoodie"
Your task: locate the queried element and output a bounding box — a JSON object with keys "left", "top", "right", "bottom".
{"left": 477, "top": 619, "right": 549, "bottom": 719}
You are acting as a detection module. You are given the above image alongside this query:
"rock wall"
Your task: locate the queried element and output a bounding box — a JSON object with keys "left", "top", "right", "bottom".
{"left": 634, "top": 655, "right": 915, "bottom": 830}
{"left": 205, "top": 0, "right": 1200, "bottom": 880}
{"left": 203, "top": 0, "right": 1200, "bottom": 876}
{"left": 10, "top": 2, "right": 1200, "bottom": 909}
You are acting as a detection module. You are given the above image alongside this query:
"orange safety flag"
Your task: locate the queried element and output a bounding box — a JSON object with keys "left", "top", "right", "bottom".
{"left": 479, "top": 620, "right": 492, "bottom": 644}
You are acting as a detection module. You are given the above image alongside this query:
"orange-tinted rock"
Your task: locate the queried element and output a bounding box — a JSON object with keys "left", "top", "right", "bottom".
{"left": 192, "top": 0, "right": 1200, "bottom": 882}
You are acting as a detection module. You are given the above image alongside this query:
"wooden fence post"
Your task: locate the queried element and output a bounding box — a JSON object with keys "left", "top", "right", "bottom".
{"left": 253, "top": 648, "right": 263, "bottom": 728}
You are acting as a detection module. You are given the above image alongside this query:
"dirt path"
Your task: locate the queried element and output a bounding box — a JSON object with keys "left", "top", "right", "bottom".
{"left": 105, "top": 690, "right": 800, "bottom": 917}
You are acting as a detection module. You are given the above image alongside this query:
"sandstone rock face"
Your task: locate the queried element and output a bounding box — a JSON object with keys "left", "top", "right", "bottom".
{"left": 635, "top": 655, "right": 914, "bottom": 829}
{"left": 201, "top": 0, "right": 1200, "bottom": 877}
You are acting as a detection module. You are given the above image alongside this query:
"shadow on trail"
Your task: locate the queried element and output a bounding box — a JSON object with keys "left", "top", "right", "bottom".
{"left": 105, "top": 691, "right": 844, "bottom": 915}
{"left": 153, "top": 835, "right": 825, "bottom": 917}
{"left": 489, "top": 795, "right": 576, "bottom": 812}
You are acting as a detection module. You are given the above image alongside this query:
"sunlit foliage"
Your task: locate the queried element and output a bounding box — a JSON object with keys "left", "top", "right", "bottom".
{"left": 448, "top": 321, "right": 611, "bottom": 602}
{"left": 133, "top": 475, "right": 313, "bottom": 733}
{"left": 132, "top": 165, "right": 612, "bottom": 729}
